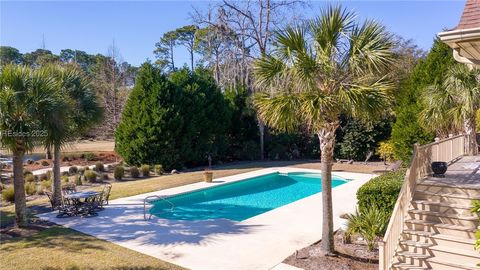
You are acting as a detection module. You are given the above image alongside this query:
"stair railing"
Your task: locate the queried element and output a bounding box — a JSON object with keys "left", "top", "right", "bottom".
{"left": 379, "top": 134, "right": 467, "bottom": 270}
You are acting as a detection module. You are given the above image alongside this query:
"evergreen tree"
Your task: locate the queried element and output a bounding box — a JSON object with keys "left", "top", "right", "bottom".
{"left": 391, "top": 39, "right": 456, "bottom": 162}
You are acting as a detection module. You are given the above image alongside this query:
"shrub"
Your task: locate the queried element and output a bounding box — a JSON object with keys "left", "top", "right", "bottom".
{"left": 154, "top": 165, "right": 164, "bottom": 175}
{"left": 25, "top": 182, "right": 36, "bottom": 195}
{"left": 102, "top": 173, "right": 109, "bottom": 180}
{"left": 114, "top": 166, "right": 124, "bottom": 180}
{"left": 140, "top": 165, "right": 150, "bottom": 177}
{"left": 68, "top": 166, "right": 78, "bottom": 174}
{"left": 130, "top": 166, "right": 140, "bottom": 178}
{"left": 74, "top": 174, "right": 82, "bottom": 186}
{"left": 84, "top": 166, "right": 90, "bottom": 171}
{"left": 95, "top": 162, "right": 104, "bottom": 172}
{"left": 471, "top": 200, "right": 480, "bottom": 252}
{"left": 61, "top": 171, "right": 69, "bottom": 177}
{"left": 41, "top": 160, "right": 49, "bottom": 166}
{"left": 23, "top": 169, "right": 33, "bottom": 177}
{"left": 2, "top": 186, "right": 15, "bottom": 202}
{"left": 346, "top": 206, "right": 389, "bottom": 251}
{"left": 357, "top": 169, "right": 405, "bottom": 214}
{"left": 107, "top": 164, "right": 114, "bottom": 171}
{"left": 46, "top": 170, "right": 52, "bottom": 180}
{"left": 62, "top": 175, "right": 69, "bottom": 183}
{"left": 377, "top": 141, "right": 395, "bottom": 163}
{"left": 38, "top": 173, "right": 48, "bottom": 181}
{"left": 84, "top": 152, "right": 96, "bottom": 161}
{"left": 40, "top": 180, "right": 52, "bottom": 191}
{"left": 25, "top": 174, "right": 35, "bottom": 183}
{"left": 84, "top": 170, "right": 97, "bottom": 182}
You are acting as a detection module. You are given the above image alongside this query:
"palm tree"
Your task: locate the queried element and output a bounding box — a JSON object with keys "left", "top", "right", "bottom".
{"left": 253, "top": 5, "right": 394, "bottom": 254}
{"left": 40, "top": 64, "right": 102, "bottom": 205}
{"left": 420, "top": 64, "right": 480, "bottom": 155}
{"left": 0, "top": 65, "right": 58, "bottom": 226}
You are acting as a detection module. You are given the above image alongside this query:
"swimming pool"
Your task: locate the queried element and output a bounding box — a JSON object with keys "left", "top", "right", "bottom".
{"left": 149, "top": 171, "right": 348, "bottom": 221}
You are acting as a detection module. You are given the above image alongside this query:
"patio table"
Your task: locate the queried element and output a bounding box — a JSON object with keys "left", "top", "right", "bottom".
{"left": 64, "top": 191, "right": 101, "bottom": 216}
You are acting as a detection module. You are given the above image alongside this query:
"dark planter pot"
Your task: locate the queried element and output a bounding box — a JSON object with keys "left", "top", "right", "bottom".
{"left": 431, "top": 161, "right": 448, "bottom": 177}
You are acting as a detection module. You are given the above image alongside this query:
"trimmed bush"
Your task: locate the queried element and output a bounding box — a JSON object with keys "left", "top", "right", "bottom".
{"left": 68, "top": 166, "right": 78, "bottom": 174}
{"left": 62, "top": 175, "right": 69, "bottom": 183}
{"left": 23, "top": 169, "right": 33, "bottom": 177}
{"left": 84, "top": 170, "right": 97, "bottom": 182}
{"left": 84, "top": 166, "right": 90, "bottom": 171}
{"left": 102, "top": 173, "right": 109, "bottom": 180}
{"left": 38, "top": 173, "right": 48, "bottom": 181}
{"left": 25, "top": 174, "right": 35, "bottom": 183}
{"left": 41, "top": 160, "right": 49, "bottom": 166}
{"left": 130, "top": 166, "right": 140, "bottom": 178}
{"left": 25, "top": 182, "right": 36, "bottom": 195}
{"left": 62, "top": 171, "right": 69, "bottom": 177}
{"left": 95, "top": 162, "right": 104, "bottom": 172}
{"left": 74, "top": 174, "right": 83, "bottom": 186}
{"left": 2, "top": 186, "right": 15, "bottom": 202}
{"left": 114, "top": 166, "right": 124, "bottom": 180}
{"left": 357, "top": 169, "right": 406, "bottom": 214}
{"left": 154, "top": 165, "right": 164, "bottom": 175}
{"left": 84, "top": 152, "right": 96, "bottom": 161}
{"left": 140, "top": 165, "right": 150, "bottom": 177}
{"left": 46, "top": 170, "right": 52, "bottom": 180}
{"left": 40, "top": 180, "right": 52, "bottom": 191}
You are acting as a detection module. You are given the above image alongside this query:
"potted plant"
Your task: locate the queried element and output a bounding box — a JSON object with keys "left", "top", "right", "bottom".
{"left": 431, "top": 161, "right": 448, "bottom": 177}
{"left": 203, "top": 169, "right": 213, "bottom": 183}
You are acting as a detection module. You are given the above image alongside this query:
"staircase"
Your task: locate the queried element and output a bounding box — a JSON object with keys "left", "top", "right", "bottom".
{"left": 391, "top": 180, "right": 480, "bottom": 270}
{"left": 379, "top": 134, "right": 480, "bottom": 270}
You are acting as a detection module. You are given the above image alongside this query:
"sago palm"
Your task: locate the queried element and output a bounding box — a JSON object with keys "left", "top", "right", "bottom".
{"left": 40, "top": 64, "right": 102, "bottom": 205}
{"left": 0, "top": 65, "right": 59, "bottom": 226}
{"left": 253, "top": 5, "right": 394, "bottom": 253}
{"left": 420, "top": 64, "right": 480, "bottom": 155}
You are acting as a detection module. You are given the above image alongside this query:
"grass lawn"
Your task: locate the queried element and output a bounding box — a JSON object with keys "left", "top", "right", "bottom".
{"left": 0, "top": 160, "right": 381, "bottom": 270}
{"left": 0, "top": 226, "right": 184, "bottom": 270}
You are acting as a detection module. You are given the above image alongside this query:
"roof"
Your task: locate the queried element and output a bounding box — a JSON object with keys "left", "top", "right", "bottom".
{"left": 456, "top": 0, "right": 480, "bottom": 30}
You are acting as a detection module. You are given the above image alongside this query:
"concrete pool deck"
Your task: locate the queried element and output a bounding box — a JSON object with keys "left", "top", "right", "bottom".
{"left": 39, "top": 167, "right": 376, "bottom": 270}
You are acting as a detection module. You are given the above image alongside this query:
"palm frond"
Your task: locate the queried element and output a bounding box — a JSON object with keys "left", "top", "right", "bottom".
{"left": 253, "top": 93, "right": 302, "bottom": 133}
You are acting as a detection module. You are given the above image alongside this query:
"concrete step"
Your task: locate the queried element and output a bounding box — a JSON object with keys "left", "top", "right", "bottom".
{"left": 408, "top": 209, "right": 478, "bottom": 227}
{"left": 426, "top": 258, "right": 479, "bottom": 270}
{"left": 411, "top": 200, "right": 474, "bottom": 216}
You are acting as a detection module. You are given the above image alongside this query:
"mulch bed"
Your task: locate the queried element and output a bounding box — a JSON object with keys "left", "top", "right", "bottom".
{"left": 283, "top": 230, "right": 379, "bottom": 270}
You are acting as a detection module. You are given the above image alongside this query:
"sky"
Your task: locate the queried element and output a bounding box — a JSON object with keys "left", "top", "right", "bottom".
{"left": 0, "top": 1, "right": 466, "bottom": 67}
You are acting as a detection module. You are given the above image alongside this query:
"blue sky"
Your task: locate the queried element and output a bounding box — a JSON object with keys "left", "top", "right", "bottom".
{"left": 0, "top": 1, "right": 465, "bottom": 67}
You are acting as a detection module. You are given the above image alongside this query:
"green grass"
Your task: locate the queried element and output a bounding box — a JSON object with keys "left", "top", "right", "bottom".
{"left": 0, "top": 227, "right": 183, "bottom": 270}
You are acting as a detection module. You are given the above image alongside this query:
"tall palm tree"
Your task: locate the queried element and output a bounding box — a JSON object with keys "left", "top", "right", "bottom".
{"left": 0, "top": 65, "right": 58, "bottom": 226}
{"left": 420, "top": 64, "right": 480, "bottom": 155}
{"left": 40, "top": 64, "right": 102, "bottom": 205}
{"left": 253, "top": 5, "right": 394, "bottom": 254}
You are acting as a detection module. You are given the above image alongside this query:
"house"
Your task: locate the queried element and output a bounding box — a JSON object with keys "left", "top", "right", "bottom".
{"left": 379, "top": 1, "right": 480, "bottom": 269}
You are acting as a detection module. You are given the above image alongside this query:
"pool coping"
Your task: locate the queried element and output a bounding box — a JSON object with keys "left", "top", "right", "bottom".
{"left": 39, "top": 167, "right": 376, "bottom": 270}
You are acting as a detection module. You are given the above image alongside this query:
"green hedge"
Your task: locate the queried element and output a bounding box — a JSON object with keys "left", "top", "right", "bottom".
{"left": 357, "top": 169, "right": 406, "bottom": 214}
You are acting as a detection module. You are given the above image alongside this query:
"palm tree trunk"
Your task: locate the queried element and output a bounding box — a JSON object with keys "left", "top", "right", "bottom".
{"left": 52, "top": 143, "right": 62, "bottom": 206}
{"left": 464, "top": 116, "right": 478, "bottom": 155}
{"left": 317, "top": 122, "right": 338, "bottom": 254}
{"left": 258, "top": 118, "right": 265, "bottom": 160}
{"left": 12, "top": 147, "right": 27, "bottom": 227}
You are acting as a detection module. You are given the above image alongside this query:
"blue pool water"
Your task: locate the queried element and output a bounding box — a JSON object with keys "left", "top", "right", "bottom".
{"left": 149, "top": 172, "right": 348, "bottom": 221}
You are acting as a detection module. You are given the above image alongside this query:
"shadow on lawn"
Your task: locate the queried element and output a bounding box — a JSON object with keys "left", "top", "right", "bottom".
{"left": 1, "top": 226, "right": 106, "bottom": 252}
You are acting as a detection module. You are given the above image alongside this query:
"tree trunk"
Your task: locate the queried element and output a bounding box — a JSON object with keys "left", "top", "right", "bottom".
{"left": 317, "top": 122, "right": 338, "bottom": 255}
{"left": 464, "top": 116, "right": 478, "bottom": 156}
{"left": 12, "top": 148, "right": 27, "bottom": 227}
{"left": 258, "top": 118, "right": 265, "bottom": 160}
{"left": 190, "top": 50, "right": 194, "bottom": 72}
{"left": 52, "top": 143, "right": 62, "bottom": 207}
{"left": 46, "top": 147, "right": 52, "bottom": 159}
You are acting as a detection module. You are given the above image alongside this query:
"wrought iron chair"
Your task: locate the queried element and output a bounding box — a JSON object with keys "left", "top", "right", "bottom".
{"left": 56, "top": 195, "right": 79, "bottom": 218}
{"left": 101, "top": 183, "right": 112, "bottom": 206}
{"left": 45, "top": 191, "right": 60, "bottom": 210}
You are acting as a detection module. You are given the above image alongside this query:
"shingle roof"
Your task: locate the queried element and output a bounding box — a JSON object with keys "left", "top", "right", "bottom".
{"left": 456, "top": 0, "right": 480, "bottom": 30}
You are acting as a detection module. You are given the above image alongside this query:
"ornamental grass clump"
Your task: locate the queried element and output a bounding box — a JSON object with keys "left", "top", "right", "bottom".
{"left": 130, "top": 166, "right": 140, "bottom": 178}
{"left": 114, "top": 166, "right": 124, "bottom": 181}
{"left": 140, "top": 165, "right": 150, "bottom": 177}
{"left": 346, "top": 206, "right": 389, "bottom": 251}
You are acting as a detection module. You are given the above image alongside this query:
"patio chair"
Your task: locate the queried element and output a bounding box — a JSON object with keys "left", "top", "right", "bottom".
{"left": 45, "top": 191, "right": 60, "bottom": 210}
{"left": 56, "top": 196, "right": 79, "bottom": 218}
{"left": 373, "top": 160, "right": 403, "bottom": 174}
{"left": 61, "top": 184, "right": 77, "bottom": 195}
{"left": 101, "top": 183, "right": 112, "bottom": 206}
{"left": 82, "top": 193, "right": 102, "bottom": 216}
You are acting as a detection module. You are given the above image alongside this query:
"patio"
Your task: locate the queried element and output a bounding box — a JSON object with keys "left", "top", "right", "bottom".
{"left": 39, "top": 168, "right": 375, "bottom": 270}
